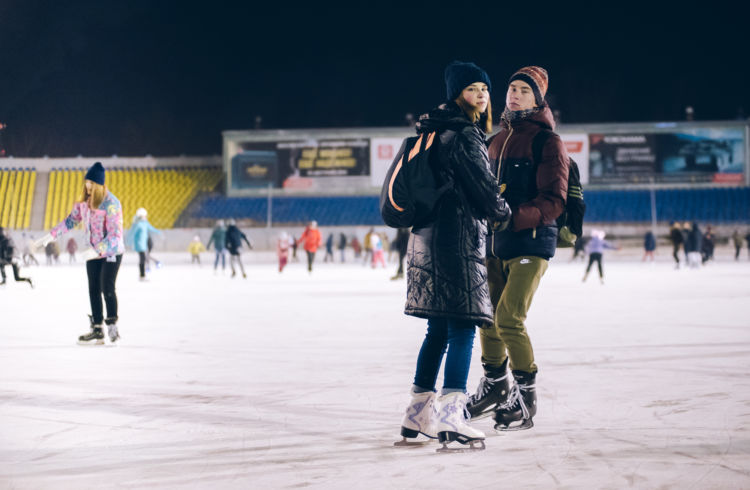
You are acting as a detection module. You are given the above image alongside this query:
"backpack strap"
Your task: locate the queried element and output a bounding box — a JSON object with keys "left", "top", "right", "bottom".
{"left": 531, "top": 129, "right": 553, "bottom": 167}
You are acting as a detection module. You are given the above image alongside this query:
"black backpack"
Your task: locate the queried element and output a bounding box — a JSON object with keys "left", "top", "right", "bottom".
{"left": 380, "top": 131, "right": 451, "bottom": 228}
{"left": 532, "top": 130, "right": 585, "bottom": 247}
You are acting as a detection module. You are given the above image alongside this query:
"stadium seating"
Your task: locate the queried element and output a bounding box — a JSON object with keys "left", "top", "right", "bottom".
{"left": 44, "top": 166, "right": 222, "bottom": 229}
{"left": 0, "top": 168, "right": 36, "bottom": 229}
{"left": 190, "top": 187, "right": 750, "bottom": 226}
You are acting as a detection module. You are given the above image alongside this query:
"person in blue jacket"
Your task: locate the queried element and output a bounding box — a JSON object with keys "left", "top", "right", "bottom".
{"left": 126, "top": 208, "right": 162, "bottom": 281}
{"left": 206, "top": 220, "right": 227, "bottom": 273}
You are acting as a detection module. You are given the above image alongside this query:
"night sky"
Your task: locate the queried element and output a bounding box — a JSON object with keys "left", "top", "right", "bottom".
{"left": 0, "top": 1, "right": 747, "bottom": 157}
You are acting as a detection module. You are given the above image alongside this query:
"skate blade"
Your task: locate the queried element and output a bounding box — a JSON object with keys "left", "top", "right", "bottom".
{"left": 436, "top": 439, "right": 486, "bottom": 453}
{"left": 394, "top": 438, "right": 433, "bottom": 447}
{"left": 495, "top": 418, "right": 534, "bottom": 432}
{"left": 77, "top": 339, "right": 118, "bottom": 347}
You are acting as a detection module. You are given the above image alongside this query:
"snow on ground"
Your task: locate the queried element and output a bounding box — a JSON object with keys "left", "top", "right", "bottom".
{"left": 1, "top": 248, "right": 749, "bottom": 489}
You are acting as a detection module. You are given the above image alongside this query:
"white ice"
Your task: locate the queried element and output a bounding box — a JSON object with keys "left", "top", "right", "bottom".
{"left": 1, "top": 248, "right": 749, "bottom": 489}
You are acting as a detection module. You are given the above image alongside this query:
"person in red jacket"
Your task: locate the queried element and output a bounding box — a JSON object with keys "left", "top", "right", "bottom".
{"left": 298, "top": 221, "right": 322, "bottom": 273}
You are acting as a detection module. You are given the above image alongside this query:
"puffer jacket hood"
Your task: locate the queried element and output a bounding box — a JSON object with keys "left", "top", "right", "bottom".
{"left": 416, "top": 102, "right": 476, "bottom": 135}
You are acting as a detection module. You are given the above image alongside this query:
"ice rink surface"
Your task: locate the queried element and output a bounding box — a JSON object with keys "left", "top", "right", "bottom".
{"left": 1, "top": 248, "right": 749, "bottom": 489}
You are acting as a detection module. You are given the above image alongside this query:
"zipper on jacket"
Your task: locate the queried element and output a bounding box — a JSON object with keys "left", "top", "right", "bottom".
{"left": 490, "top": 125, "right": 514, "bottom": 258}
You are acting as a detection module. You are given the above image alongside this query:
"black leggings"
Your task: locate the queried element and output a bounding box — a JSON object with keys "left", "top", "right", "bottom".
{"left": 1, "top": 263, "right": 31, "bottom": 284}
{"left": 86, "top": 255, "right": 122, "bottom": 324}
{"left": 586, "top": 252, "right": 603, "bottom": 278}
{"left": 138, "top": 251, "right": 147, "bottom": 277}
{"left": 306, "top": 250, "right": 316, "bottom": 272}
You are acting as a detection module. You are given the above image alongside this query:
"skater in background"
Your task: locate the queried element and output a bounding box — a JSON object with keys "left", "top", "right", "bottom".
{"left": 397, "top": 61, "right": 510, "bottom": 451}
{"left": 299, "top": 220, "right": 322, "bottom": 273}
{"left": 571, "top": 235, "right": 588, "bottom": 261}
{"left": 390, "top": 227, "right": 409, "bottom": 280}
{"left": 370, "top": 233, "right": 386, "bottom": 268}
{"left": 323, "top": 232, "right": 334, "bottom": 263}
{"left": 669, "top": 221, "right": 684, "bottom": 269}
{"left": 22, "top": 233, "right": 39, "bottom": 266}
{"left": 362, "top": 228, "right": 374, "bottom": 265}
{"left": 337, "top": 232, "right": 347, "bottom": 262}
{"left": 34, "top": 162, "right": 124, "bottom": 345}
{"left": 188, "top": 235, "right": 205, "bottom": 265}
{"left": 45, "top": 239, "right": 60, "bottom": 265}
{"left": 701, "top": 225, "right": 715, "bottom": 264}
{"left": 126, "top": 208, "right": 162, "bottom": 281}
{"left": 226, "top": 219, "right": 253, "bottom": 279}
{"left": 642, "top": 230, "right": 656, "bottom": 262}
{"left": 66, "top": 237, "right": 78, "bottom": 263}
{"left": 206, "top": 220, "right": 227, "bottom": 273}
{"left": 685, "top": 222, "right": 703, "bottom": 269}
{"left": 146, "top": 235, "right": 162, "bottom": 271}
{"left": 467, "top": 66, "right": 567, "bottom": 433}
{"left": 0, "top": 226, "right": 34, "bottom": 288}
{"left": 583, "top": 229, "right": 619, "bottom": 284}
{"left": 732, "top": 229, "right": 743, "bottom": 261}
{"left": 746, "top": 230, "right": 750, "bottom": 260}
{"left": 350, "top": 235, "right": 362, "bottom": 258}
{"left": 277, "top": 231, "right": 290, "bottom": 273}
{"left": 291, "top": 236, "right": 299, "bottom": 262}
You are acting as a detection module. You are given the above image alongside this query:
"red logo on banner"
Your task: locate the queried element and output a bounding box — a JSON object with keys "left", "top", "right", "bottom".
{"left": 378, "top": 145, "right": 393, "bottom": 160}
{"left": 564, "top": 141, "right": 583, "bottom": 153}
{"left": 283, "top": 177, "right": 314, "bottom": 189}
{"left": 712, "top": 173, "right": 743, "bottom": 184}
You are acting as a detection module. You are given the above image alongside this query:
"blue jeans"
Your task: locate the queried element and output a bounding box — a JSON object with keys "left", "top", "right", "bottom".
{"left": 214, "top": 249, "right": 226, "bottom": 269}
{"left": 413, "top": 317, "right": 476, "bottom": 393}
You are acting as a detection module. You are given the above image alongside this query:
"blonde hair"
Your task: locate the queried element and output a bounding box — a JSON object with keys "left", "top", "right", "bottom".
{"left": 455, "top": 95, "right": 492, "bottom": 133}
{"left": 79, "top": 180, "right": 107, "bottom": 209}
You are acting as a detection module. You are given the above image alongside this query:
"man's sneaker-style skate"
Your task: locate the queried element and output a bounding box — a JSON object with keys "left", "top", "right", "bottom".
{"left": 493, "top": 371, "right": 537, "bottom": 431}
{"left": 467, "top": 360, "right": 512, "bottom": 420}
{"left": 394, "top": 390, "right": 438, "bottom": 447}
{"left": 105, "top": 317, "right": 120, "bottom": 344}
{"left": 436, "top": 392, "right": 485, "bottom": 453}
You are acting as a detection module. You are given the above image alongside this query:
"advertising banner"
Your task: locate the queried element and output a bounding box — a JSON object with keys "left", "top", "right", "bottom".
{"left": 370, "top": 137, "right": 405, "bottom": 188}
{"left": 589, "top": 128, "right": 744, "bottom": 184}
{"left": 560, "top": 133, "right": 590, "bottom": 184}
{"left": 230, "top": 139, "right": 370, "bottom": 190}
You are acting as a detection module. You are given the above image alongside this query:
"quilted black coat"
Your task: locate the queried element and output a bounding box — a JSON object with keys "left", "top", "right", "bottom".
{"left": 405, "top": 103, "right": 510, "bottom": 324}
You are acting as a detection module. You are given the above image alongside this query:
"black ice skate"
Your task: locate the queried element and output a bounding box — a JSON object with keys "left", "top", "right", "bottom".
{"left": 493, "top": 371, "right": 536, "bottom": 431}
{"left": 466, "top": 360, "right": 512, "bottom": 420}
{"left": 78, "top": 316, "right": 105, "bottom": 345}
{"left": 78, "top": 326, "right": 105, "bottom": 345}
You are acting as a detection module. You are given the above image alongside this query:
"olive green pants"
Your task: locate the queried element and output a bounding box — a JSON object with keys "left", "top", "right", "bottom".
{"left": 480, "top": 256, "right": 548, "bottom": 373}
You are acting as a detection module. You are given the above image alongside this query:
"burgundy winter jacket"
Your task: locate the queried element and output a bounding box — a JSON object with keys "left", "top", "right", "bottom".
{"left": 486, "top": 105, "right": 568, "bottom": 260}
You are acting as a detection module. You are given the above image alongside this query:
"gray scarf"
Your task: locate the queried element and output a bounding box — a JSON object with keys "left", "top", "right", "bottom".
{"left": 501, "top": 106, "right": 542, "bottom": 124}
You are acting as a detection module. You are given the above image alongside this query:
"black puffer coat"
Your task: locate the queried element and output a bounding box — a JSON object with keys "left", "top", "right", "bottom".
{"left": 405, "top": 103, "right": 511, "bottom": 324}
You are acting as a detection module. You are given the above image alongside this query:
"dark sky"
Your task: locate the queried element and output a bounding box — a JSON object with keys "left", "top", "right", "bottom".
{"left": 0, "top": 1, "right": 747, "bottom": 157}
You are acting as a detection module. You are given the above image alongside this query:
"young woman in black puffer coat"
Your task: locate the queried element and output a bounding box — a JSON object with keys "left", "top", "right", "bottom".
{"left": 396, "top": 61, "right": 511, "bottom": 451}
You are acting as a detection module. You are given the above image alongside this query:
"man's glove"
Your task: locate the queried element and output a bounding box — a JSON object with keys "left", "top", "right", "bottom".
{"left": 33, "top": 233, "right": 54, "bottom": 250}
{"left": 81, "top": 248, "right": 100, "bottom": 261}
{"left": 491, "top": 200, "right": 512, "bottom": 232}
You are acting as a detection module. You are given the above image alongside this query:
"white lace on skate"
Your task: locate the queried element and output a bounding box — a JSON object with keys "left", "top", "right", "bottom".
{"left": 469, "top": 371, "right": 511, "bottom": 404}
{"left": 498, "top": 383, "right": 529, "bottom": 419}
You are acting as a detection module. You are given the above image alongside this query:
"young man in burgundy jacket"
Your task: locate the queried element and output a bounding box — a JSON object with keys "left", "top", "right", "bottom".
{"left": 467, "top": 66, "right": 569, "bottom": 431}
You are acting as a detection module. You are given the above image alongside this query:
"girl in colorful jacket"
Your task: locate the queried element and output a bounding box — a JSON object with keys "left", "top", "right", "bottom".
{"left": 35, "top": 162, "right": 125, "bottom": 345}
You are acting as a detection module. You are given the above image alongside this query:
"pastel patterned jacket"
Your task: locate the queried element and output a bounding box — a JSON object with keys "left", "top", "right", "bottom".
{"left": 50, "top": 191, "right": 125, "bottom": 257}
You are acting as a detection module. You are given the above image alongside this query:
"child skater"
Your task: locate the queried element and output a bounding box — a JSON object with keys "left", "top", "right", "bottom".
{"left": 277, "top": 231, "right": 290, "bottom": 273}
{"left": 35, "top": 162, "right": 124, "bottom": 345}
{"left": 188, "top": 235, "right": 206, "bottom": 265}
{"left": 395, "top": 61, "right": 510, "bottom": 452}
